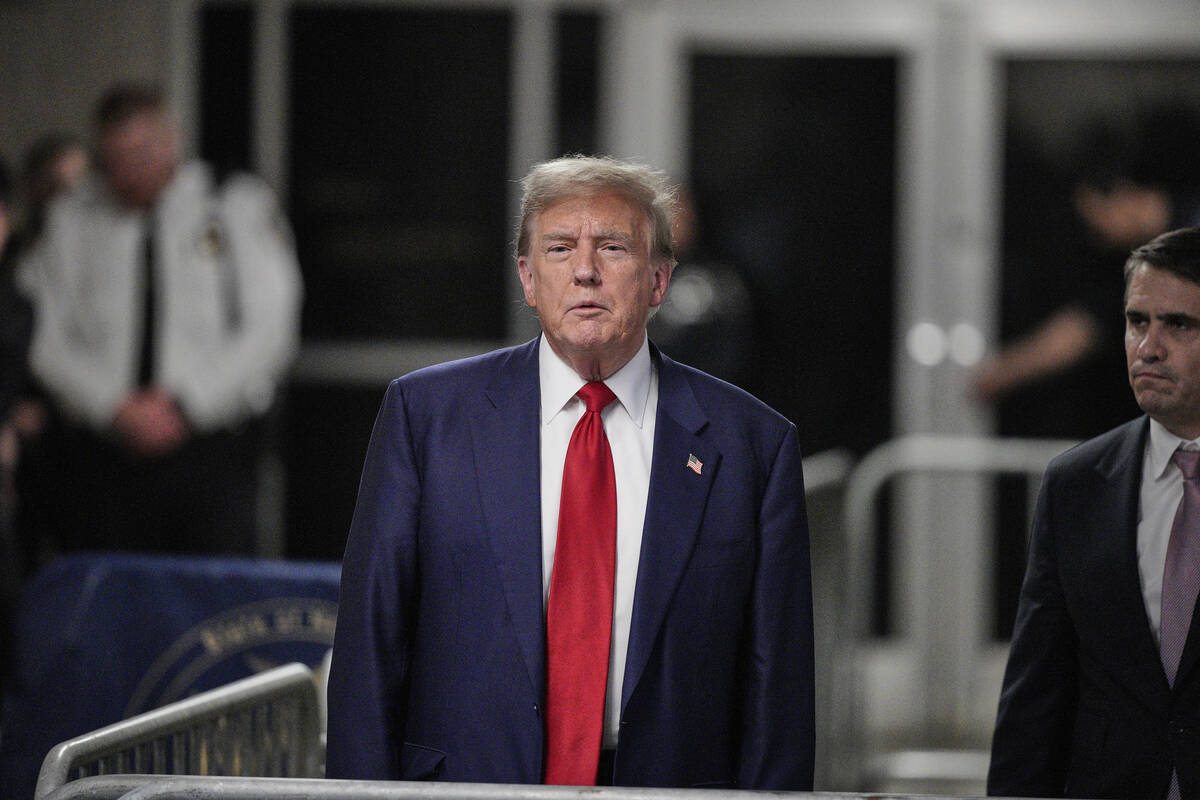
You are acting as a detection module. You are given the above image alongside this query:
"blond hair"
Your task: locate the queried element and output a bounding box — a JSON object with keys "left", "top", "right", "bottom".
{"left": 515, "top": 155, "right": 677, "bottom": 266}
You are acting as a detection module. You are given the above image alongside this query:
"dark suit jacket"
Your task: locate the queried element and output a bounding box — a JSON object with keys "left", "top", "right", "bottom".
{"left": 989, "top": 416, "right": 1200, "bottom": 799}
{"left": 325, "top": 338, "right": 814, "bottom": 789}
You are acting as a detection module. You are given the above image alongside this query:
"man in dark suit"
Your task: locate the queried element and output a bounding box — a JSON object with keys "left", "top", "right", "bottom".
{"left": 990, "top": 227, "right": 1200, "bottom": 799}
{"left": 326, "top": 156, "right": 814, "bottom": 789}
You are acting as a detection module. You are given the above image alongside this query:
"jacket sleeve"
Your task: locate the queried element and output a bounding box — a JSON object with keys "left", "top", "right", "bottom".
{"left": 0, "top": 252, "right": 35, "bottom": 419}
{"left": 988, "top": 468, "right": 1077, "bottom": 797}
{"left": 171, "top": 174, "right": 302, "bottom": 431}
{"left": 326, "top": 380, "right": 421, "bottom": 779}
{"left": 20, "top": 210, "right": 129, "bottom": 429}
{"left": 736, "top": 422, "right": 816, "bottom": 790}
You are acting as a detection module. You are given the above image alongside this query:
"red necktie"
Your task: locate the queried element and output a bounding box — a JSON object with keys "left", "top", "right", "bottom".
{"left": 544, "top": 381, "right": 617, "bottom": 785}
{"left": 1161, "top": 448, "right": 1200, "bottom": 800}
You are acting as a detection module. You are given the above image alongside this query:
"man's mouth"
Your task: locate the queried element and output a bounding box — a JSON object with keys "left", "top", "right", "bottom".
{"left": 1133, "top": 369, "right": 1172, "bottom": 383}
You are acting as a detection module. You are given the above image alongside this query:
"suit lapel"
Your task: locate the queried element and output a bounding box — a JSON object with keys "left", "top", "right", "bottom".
{"left": 469, "top": 339, "right": 545, "bottom": 701}
{"left": 621, "top": 350, "right": 719, "bottom": 712}
{"left": 1090, "top": 417, "right": 1170, "bottom": 701}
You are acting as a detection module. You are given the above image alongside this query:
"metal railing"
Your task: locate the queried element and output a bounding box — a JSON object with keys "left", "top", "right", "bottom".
{"left": 800, "top": 448, "right": 854, "bottom": 495}
{"left": 34, "top": 437, "right": 1072, "bottom": 798}
{"left": 830, "top": 434, "right": 1078, "bottom": 793}
{"left": 37, "top": 450, "right": 851, "bottom": 800}
{"left": 798, "top": 448, "right": 853, "bottom": 791}
{"left": 41, "top": 775, "right": 989, "bottom": 800}
{"left": 36, "top": 662, "right": 323, "bottom": 799}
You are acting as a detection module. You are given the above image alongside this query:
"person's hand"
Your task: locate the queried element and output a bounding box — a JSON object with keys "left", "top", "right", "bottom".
{"left": 969, "top": 356, "right": 1009, "bottom": 403}
{"left": 9, "top": 399, "right": 46, "bottom": 440}
{"left": 111, "top": 388, "right": 190, "bottom": 457}
{"left": 0, "top": 423, "right": 17, "bottom": 472}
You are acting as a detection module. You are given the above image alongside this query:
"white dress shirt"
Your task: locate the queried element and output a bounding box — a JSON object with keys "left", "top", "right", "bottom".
{"left": 19, "top": 162, "right": 302, "bottom": 432}
{"left": 1137, "top": 418, "right": 1200, "bottom": 644}
{"left": 537, "top": 334, "right": 658, "bottom": 748}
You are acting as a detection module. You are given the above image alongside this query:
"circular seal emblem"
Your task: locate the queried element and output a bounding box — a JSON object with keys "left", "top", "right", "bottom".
{"left": 125, "top": 597, "right": 337, "bottom": 716}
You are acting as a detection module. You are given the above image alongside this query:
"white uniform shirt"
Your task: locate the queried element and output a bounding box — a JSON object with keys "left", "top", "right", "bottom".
{"left": 1137, "top": 418, "right": 1200, "bottom": 643}
{"left": 18, "top": 162, "right": 302, "bottom": 432}
{"left": 537, "top": 334, "right": 657, "bottom": 748}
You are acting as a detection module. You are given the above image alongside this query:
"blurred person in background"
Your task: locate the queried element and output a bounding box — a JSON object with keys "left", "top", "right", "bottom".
{"left": 0, "top": 157, "right": 24, "bottom": 425}
{"left": 972, "top": 104, "right": 1200, "bottom": 438}
{"left": 16, "top": 83, "right": 302, "bottom": 555}
{"left": 0, "top": 157, "right": 27, "bottom": 687}
{"left": 990, "top": 227, "right": 1200, "bottom": 800}
{"left": 17, "top": 133, "right": 89, "bottom": 248}
{"left": 3, "top": 134, "right": 90, "bottom": 578}
{"left": 1, "top": 156, "right": 27, "bottom": 507}
{"left": 5, "top": 134, "right": 90, "bottom": 512}
{"left": 647, "top": 186, "right": 753, "bottom": 385}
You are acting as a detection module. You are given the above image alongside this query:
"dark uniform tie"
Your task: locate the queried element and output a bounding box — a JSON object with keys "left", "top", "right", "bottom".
{"left": 136, "top": 212, "right": 157, "bottom": 387}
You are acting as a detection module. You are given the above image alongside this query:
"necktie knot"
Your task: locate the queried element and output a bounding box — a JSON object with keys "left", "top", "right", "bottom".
{"left": 1173, "top": 448, "right": 1200, "bottom": 481}
{"left": 577, "top": 381, "right": 616, "bottom": 414}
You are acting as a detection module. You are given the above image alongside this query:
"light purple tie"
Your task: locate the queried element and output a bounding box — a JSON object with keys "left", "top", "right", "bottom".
{"left": 1161, "top": 448, "right": 1200, "bottom": 800}
{"left": 1162, "top": 448, "right": 1200, "bottom": 685}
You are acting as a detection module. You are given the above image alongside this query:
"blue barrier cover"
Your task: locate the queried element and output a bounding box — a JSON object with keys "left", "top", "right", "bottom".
{"left": 0, "top": 553, "right": 340, "bottom": 798}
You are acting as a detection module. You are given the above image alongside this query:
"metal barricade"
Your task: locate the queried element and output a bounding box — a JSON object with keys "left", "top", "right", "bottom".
{"left": 797, "top": 448, "right": 853, "bottom": 791}
{"left": 36, "top": 662, "right": 323, "bottom": 799}
{"left": 831, "top": 434, "right": 1077, "bottom": 794}
{"left": 42, "top": 775, "right": 973, "bottom": 800}
{"left": 39, "top": 452, "right": 853, "bottom": 800}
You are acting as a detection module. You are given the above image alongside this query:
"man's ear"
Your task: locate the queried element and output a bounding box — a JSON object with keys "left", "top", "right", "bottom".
{"left": 517, "top": 256, "right": 537, "bottom": 308}
{"left": 648, "top": 259, "right": 672, "bottom": 308}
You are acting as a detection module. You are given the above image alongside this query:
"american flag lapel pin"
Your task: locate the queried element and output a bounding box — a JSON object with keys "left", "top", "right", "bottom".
{"left": 687, "top": 453, "right": 703, "bottom": 475}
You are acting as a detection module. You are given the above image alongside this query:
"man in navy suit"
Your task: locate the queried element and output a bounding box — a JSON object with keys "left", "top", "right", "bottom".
{"left": 990, "top": 227, "right": 1200, "bottom": 799}
{"left": 326, "top": 156, "right": 814, "bottom": 789}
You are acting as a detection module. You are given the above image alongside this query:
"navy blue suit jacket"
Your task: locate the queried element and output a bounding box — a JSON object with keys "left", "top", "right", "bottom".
{"left": 990, "top": 417, "right": 1200, "bottom": 799}
{"left": 326, "top": 338, "right": 814, "bottom": 789}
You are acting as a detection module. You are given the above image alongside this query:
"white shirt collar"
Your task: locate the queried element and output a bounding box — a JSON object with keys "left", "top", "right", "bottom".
{"left": 538, "top": 335, "right": 653, "bottom": 428}
{"left": 1147, "top": 417, "right": 1200, "bottom": 481}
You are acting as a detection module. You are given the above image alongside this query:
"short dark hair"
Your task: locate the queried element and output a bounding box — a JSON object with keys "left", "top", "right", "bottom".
{"left": 95, "top": 83, "right": 165, "bottom": 130}
{"left": 1124, "top": 227, "right": 1200, "bottom": 291}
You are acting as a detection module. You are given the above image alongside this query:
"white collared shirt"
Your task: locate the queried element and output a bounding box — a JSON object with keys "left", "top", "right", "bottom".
{"left": 19, "top": 163, "right": 302, "bottom": 432}
{"left": 1137, "top": 418, "right": 1200, "bottom": 643}
{"left": 537, "top": 334, "right": 658, "bottom": 747}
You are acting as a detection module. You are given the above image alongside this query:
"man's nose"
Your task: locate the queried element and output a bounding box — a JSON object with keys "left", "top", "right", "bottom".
{"left": 572, "top": 248, "right": 600, "bottom": 284}
{"left": 1138, "top": 325, "right": 1166, "bottom": 361}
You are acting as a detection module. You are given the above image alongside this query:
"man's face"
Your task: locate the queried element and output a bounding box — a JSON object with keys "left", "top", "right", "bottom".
{"left": 100, "top": 111, "right": 178, "bottom": 209}
{"left": 1126, "top": 263, "right": 1200, "bottom": 439}
{"left": 518, "top": 192, "right": 670, "bottom": 378}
